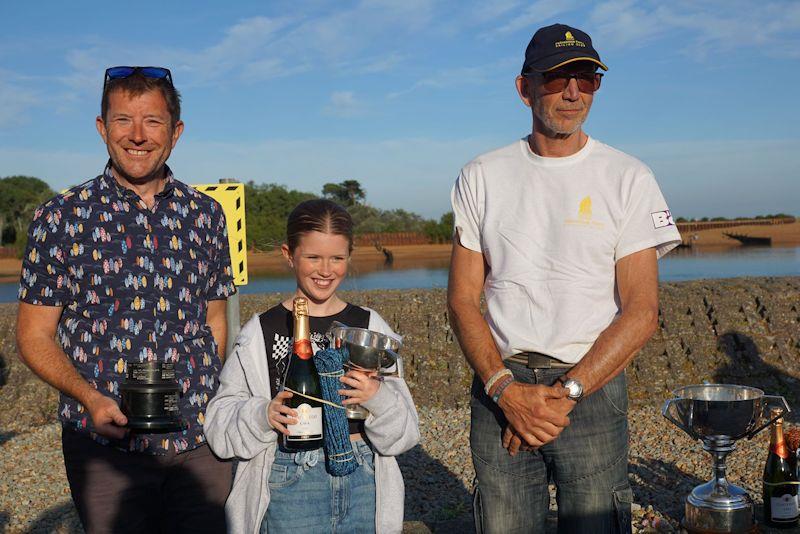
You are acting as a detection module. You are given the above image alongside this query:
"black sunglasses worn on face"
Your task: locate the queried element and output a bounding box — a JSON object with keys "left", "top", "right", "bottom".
{"left": 103, "top": 66, "right": 173, "bottom": 92}
{"left": 527, "top": 70, "right": 603, "bottom": 95}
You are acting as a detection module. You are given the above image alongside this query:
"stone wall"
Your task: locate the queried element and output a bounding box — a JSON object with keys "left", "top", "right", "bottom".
{"left": 242, "top": 277, "right": 800, "bottom": 409}
{"left": 1, "top": 277, "right": 798, "bottom": 433}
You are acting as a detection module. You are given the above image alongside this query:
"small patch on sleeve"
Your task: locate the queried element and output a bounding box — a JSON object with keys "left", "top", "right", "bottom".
{"left": 651, "top": 210, "right": 675, "bottom": 229}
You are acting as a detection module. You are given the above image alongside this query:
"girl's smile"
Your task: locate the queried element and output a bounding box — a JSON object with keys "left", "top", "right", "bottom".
{"left": 282, "top": 230, "right": 350, "bottom": 315}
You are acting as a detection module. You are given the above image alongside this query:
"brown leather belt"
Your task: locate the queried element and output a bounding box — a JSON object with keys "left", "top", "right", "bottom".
{"left": 506, "top": 352, "right": 573, "bottom": 369}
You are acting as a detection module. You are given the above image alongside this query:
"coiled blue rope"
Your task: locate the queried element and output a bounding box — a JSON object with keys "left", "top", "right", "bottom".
{"left": 313, "top": 346, "right": 358, "bottom": 476}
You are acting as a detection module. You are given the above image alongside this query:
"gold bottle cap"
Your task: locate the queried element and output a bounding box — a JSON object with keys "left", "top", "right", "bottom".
{"left": 293, "top": 296, "right": 309, "bottom": 317}
{"left": 292, "top": 297, "right": 312, "bottom": 358}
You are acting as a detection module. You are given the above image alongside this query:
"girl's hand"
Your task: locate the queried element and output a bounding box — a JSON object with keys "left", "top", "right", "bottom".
{"left": 267, "top": 390, "right": 298, "bottom": 435}
{"left": 338, "top": 369, "right": 381, "bottom": 405}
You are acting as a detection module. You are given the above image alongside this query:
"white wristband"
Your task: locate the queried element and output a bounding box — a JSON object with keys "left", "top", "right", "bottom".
{"left": 484, "top": 368, "right": 513, "bottom": 396}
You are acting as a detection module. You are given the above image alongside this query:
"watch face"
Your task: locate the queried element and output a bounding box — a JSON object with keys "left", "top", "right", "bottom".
{"left": 564, "top": 379, "right": 583, "bottom": 399}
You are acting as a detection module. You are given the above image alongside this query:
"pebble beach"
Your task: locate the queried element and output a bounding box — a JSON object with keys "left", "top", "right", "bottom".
{"left": 2, "top": 279, "right": 800, "bottom": 533}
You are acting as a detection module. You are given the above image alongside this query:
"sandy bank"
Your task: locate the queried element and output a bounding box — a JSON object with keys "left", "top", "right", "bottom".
{"left": 683, "top": 220, "right": 800, "bottom": 247}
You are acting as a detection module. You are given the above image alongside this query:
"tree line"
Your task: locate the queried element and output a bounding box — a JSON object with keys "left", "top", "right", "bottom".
{"left": 245, "top": 179, "right": 453, "bottom": 251}
{"left": 0, "top": 176, "right": 453, "bottom": 256}
{"left": 0, "top": 176, "right": 56, "bottom": 256}
{"left": 675, "top": 214, "right": 794, "bottom": 223}
{"left": 5, "top": 175, "right": 793, "bottom": 256}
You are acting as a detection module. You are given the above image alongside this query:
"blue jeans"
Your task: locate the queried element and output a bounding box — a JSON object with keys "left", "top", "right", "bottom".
{"left": 262, "top": 440, "right": 376, "bottom": 534}
{"left": 470, "top": 362, "right": 632, "bottom": 534}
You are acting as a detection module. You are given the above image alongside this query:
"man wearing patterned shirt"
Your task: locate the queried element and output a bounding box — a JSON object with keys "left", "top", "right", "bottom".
{"left": 16, "top": 67, "right": 235, "bottom": 533}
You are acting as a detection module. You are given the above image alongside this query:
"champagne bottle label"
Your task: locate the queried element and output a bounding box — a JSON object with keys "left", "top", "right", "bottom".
{"left": 287, "top": 402, "right": 322, "bottom": 439}
{"left": 771, "top": 493, "right": 799, "bottom": 520}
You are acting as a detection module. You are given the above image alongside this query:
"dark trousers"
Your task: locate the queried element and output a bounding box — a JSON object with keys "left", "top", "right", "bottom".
{"left": 470, "top": 363, "right": 632, "bottom": 534}
{"left": 62, "top": 428, "right": 231, "bottom": 534}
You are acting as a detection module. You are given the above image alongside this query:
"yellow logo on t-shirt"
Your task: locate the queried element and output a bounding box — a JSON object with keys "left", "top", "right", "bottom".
{"left": 565, "top": 195, "right": 604, "bottom": 229}
{"left": 578, "top": 196, "right": 592, "bottom": 220}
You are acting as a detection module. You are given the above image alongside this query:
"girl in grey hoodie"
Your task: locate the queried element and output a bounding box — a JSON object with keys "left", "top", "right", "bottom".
{"left": 204, "top": 199, "right": 420, "bottom": 534}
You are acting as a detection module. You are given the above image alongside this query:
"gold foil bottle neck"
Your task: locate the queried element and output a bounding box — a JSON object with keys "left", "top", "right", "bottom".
{"left": 293, "top": 297, "right": 310, "bottom": 343}
{"left": 770, "top": 408, "right": 785, "bottom": 426}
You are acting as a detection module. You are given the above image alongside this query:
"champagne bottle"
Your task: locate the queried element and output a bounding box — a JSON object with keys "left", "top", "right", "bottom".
{"left": 763, "top": 410, "right": 799, "bottom": 528}
{"left": 282, "top": 297, "right": 324, "bottom": 451}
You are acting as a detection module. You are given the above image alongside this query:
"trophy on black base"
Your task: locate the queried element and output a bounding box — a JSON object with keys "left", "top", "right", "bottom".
{"left": 120, "top": 361, "right": 187, "bottom": 433}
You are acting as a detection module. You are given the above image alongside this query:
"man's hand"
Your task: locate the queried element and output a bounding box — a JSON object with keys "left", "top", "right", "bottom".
{"left": 547, "top": 395, "right": 577, "bottom": 418}
{"left": 502, "top": 391, "right": 577, "bottom": 455}
{"left": 503, "top": 425, "right": 536, "bottom": 455}
{"left": 84, "top": 390, "right": 128, "bottom": 440}
{"left": 497, "top": 382, "right": 570, "bottom": 448}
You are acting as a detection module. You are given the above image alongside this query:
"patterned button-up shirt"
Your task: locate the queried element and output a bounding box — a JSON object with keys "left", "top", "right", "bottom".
{"left": 19, "top": 163, "right": 236, "bottom": 454}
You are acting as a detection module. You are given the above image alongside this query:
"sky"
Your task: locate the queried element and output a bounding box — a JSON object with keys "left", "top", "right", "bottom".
{"left": 1, "top": 0, "right": 798, "bottom": 220}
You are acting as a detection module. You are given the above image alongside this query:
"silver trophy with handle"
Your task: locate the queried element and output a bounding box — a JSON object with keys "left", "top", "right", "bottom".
{"left": 327, "top": 322, "right": 403, "bottom": 420}
{"left": 662, "top": 383, "right": 790, "bottom": 533}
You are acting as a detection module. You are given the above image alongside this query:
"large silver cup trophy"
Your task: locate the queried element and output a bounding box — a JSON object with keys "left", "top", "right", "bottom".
{"left": 327, "top": 322, "right": 403, "bottom": 420}
{"left": 662, "top": 384, "right": 789, "bottom": 533}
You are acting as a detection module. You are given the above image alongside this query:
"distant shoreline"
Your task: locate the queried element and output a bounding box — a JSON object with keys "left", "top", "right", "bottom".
{"left": 1, "top": 221, "right": 798, "bottom": 283}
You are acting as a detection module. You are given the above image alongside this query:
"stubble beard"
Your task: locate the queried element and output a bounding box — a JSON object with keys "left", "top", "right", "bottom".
{"left": 533, "top": 105, "right": 586, "bottom": 137}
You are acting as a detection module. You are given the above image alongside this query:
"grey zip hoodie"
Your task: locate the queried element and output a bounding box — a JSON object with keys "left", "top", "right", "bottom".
{"left": 204, "top": 312, "right": 420, "bottom": 534}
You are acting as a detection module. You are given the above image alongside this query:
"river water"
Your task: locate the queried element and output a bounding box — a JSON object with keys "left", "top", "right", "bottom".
{"left": 1, "top": 245, "right": 797, "bottom": 303}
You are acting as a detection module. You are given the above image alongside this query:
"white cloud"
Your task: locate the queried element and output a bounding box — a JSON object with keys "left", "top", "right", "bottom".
{"left": 387, "top": 63, "right": 510, "bottom": 99}
{"left": 51, "top": 3, "right": 442, "bottom": 95}
{"left": 588, "top": 0, "right": 800, "bottom": 57}
{"left": 469, "top": 0, "right": 524, "bottom": 23}
{"left": 0, "top": 81, "right": 39, "bottom": 127}
{"left": 480, "top": 0, "right": 582, "bottom": 39}
{"left": 588, "top": 0, "right": 669, "bottom": 49}
{"left": 324, "top": 91, "right": 365, "bottom": 117}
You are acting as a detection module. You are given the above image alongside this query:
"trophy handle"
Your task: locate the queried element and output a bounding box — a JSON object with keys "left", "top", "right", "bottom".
{"left": 662, "top": 398, "right": 700, "bottom": 440}
{"left": 746, "top": 395, "right": 790, "bottom": 439}
{"left": 378, "top": 351, "right": 404, "bottom": 379}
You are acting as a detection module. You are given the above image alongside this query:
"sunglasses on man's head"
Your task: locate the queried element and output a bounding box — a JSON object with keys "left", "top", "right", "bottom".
{"left": 103, "top": 66, "right": 173, "bottom": 92}
{"left": 528, "top": 71, "right": 603, "bottom": 95}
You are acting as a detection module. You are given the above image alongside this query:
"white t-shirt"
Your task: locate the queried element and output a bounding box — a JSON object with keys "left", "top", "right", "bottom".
{"left": 451, "top": 137, "right": 681, "bottom": 364}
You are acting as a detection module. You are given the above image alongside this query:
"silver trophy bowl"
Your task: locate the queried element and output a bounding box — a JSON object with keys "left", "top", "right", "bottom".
{"left": 663, "top": 384, "right": 789, "bottom": 533}
{"left": 327, "top": 322, "right": 403, "bottom": 420}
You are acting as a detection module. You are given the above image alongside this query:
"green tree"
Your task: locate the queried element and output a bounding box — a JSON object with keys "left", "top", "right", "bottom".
{"left": 423, "top": 211, "right": 454, "bottom": 243}
{"left": 0, "top": 175, "right": 55, "bottom": 253}
{"left": 347, "top": 204, "right": 427, "bottom": 234}
{"left": 322, "top": 180, "right": 365, "bottom": 207}
{"left": 243, "top": 182, "right": 317, "bottom": 250}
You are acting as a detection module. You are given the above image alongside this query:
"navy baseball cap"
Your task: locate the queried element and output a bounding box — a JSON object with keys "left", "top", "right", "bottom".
{"left": 521, "top": 24, "right": 608, "bottom": 74}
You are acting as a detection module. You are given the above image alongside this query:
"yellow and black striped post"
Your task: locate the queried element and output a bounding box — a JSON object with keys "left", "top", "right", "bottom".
{"left": 194, "top": 179, "right": 247, "bottom": 358}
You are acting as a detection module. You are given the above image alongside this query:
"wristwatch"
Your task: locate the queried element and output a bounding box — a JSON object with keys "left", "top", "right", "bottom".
{"left": 559, "top": 377, "right": 584, "bottom": 402}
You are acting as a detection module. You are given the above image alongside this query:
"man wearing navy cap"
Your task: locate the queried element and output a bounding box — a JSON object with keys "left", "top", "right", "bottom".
{"left": 448, "top": 24, "right": 681, "bottom": 532}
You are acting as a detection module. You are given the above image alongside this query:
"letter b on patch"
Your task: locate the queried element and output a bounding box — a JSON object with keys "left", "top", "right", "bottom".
{"left": 651, "top": 210, "right": 675, "bottom": 229}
